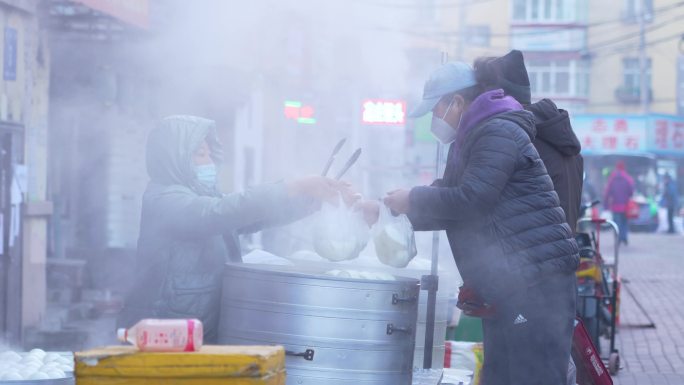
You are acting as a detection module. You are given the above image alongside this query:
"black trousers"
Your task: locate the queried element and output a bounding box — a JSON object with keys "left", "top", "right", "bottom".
{"left": 667, "top": 207, "right": 675, "bottom": 233}
{"left": 481, "top": 275, "right": 576, "bottom": 385}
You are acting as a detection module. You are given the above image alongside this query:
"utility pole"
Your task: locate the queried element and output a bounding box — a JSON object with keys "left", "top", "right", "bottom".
{"left": 423, "top": 50, "right": 449, "bottom": 370}
{"left": 678, "top": 36, "right": 684, "bottom": 116}
{"left": 637, "top": 0, "right": 649, "bottom": 114}
{"left": 423, "top": 0, "right": 470, "bottom": 370}
{"left": 456, "top": 0, "right": 468, "bottom": 60}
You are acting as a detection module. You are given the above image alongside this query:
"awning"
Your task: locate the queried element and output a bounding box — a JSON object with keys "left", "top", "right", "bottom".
{"left": 71, "top": 0, "right": 148, "bottom": 29}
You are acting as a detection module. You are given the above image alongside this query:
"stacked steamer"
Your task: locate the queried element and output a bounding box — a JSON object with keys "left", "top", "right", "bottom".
{"left": 219, "top": 262, "right": 420, "bottom": 385}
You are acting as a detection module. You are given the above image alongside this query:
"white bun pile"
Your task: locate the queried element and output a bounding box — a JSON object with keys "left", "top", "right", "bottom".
{"left": 0, "top": 349, "right": 72, "bottom": 381}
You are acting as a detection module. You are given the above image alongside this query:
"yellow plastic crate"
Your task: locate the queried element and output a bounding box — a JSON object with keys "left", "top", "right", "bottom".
{"left": 75, "top": 345, "right": 285, "bottom": 385}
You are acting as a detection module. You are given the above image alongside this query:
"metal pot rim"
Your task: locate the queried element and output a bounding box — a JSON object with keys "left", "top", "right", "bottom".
{"left": 225, "top": 262, "right": 419, "bottom": 285}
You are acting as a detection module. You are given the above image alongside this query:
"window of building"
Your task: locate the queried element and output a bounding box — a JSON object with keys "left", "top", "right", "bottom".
{"left": 555, "top": 101, "right": 586, "bottom": 114}
{"left": 465, "top": 25, "right": 490, "bottom": 47}
{"left": 622, "top": 57, "right": 652, "bottom": 92}
{"left": 555, "top": 61, "right": 570, "bottom": 94}
{"left": 511, "top": 0, "right": 586, "bottom": 23}
{"left": 513, "top": 0, "right": 527, "bottom": 20}
{"left": 527, "top": 59, "right": 589, "bottom": 98}
{"left": 624, "top": 0, "right": 654, "bottom": 22}
{"left": 418, "top": 0, "right": 437, "bottom": 21}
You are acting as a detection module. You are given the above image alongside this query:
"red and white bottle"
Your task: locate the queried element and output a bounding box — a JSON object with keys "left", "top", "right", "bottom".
{"left": 117, "top": 319, "right": 203, "bottom": 352}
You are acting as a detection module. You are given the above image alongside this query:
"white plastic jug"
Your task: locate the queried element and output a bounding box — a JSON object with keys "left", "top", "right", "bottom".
{"left": 117, "top": 319, "right": 203, "bottom": 352}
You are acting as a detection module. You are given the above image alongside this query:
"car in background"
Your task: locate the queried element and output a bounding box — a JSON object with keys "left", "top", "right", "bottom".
{"left": 629, "top": 195, "right": 659, "bottom": 232}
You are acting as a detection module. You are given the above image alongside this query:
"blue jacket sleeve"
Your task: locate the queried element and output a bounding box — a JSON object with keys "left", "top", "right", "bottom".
{"left": 406, "top": 128, "right": 519, "bottom": 228}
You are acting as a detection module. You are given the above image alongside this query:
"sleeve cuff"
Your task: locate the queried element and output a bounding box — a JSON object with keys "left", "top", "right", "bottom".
{"left": 408, "top": 186, "right": 434, "bottom": 216}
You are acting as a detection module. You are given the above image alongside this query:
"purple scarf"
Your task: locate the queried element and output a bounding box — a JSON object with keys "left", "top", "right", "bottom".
{"left": 454, "top": 89, "right": 523, "bottom": 150}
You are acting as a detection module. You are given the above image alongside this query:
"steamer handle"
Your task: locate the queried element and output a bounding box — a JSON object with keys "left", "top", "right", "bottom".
{"left": 392, "top": 293, "right": 417, "bottom": 305}
{"left": 286, "top": 349, "right": 315, "bottom": 361}
{"left": 386, "top": 323, "right": 412, "bottom": 335}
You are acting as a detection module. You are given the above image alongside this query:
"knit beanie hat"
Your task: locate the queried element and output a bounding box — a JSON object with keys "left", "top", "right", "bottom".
{"left": 490, "top": 50, "right": 531, "bottom": 105}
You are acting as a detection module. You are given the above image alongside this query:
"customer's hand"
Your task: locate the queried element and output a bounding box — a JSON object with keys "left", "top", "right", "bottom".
{"left": 384, "top": 189, "right": 411, "bottom": 214}
{"left": 356, "top": 200, "right": 380, "bottom": 226}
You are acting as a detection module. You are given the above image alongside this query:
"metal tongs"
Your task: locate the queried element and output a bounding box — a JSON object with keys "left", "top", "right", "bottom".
{"left": 321, "top": 138, "right": 362, "bottom": 180}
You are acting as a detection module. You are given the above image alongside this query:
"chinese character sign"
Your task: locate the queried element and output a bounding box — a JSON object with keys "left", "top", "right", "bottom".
{"left": 362, "top": 100, "right": 406, "bottom": 125}
{"left": 654, "top": 119, "right": 669, "bottom": 149}
{"left": 573, "top": 116, "right": 648, "bottom": 154}
{"left": 573, "top": 115, "right": 684, "bottom": 155}
{"left": 647, "top": 116, "right": 684, "bottom": 153}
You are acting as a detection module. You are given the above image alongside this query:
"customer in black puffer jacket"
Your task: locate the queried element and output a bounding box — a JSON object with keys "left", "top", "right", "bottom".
{"left": 383, "top": 60, "right": 579, "bottom": 385}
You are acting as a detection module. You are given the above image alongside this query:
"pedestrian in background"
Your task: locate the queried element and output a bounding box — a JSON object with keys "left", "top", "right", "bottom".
{"left": 661, "top": 173, "right": 680, "bottom": 234}
{"left": 604, "top": 161, "right": 635, "bottom": 245}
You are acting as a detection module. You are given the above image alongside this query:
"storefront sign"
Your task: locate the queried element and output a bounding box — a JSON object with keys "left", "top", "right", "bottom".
{"left": 413, "top": 113, "right": 434, "bottom": 143}
{"left": 572, "top": 116, "right": 648, "bottom": 154}
{"left": 284, "top": 101, "right": 316, "bottom": 125}
{"left": 362, "top": 100, "right": 406, "bottom": 125}
{"left": 73, "top": 0, "right": 149, "bottom": 28}
{"left": 572, "top": 114, "right": 684, "bottom": 156}
{"left": 648, "top": 115, "right": 684, "bottom": 153}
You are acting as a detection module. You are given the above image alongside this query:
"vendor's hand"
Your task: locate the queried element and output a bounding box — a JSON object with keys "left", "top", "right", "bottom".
{"left": 384, "top": 189, "right": 411, "bottom": 214}
{"left": 286, "top": 176, "right": 345, "bottom": 204}
{"left": 356, "top": 200, "right": 380, "bottom": 226}
{"left": 337, "top": 181, "right": 363, "bottom": 207}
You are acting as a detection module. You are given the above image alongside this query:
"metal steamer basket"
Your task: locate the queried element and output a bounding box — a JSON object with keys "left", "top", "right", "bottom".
{"left": 219, "top": 262, "right": 420, "bottom": 385}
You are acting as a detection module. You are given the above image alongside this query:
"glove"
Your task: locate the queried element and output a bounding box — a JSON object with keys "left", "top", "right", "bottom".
{"left": 457, "top": 285, "right": 496, "bottom": 319}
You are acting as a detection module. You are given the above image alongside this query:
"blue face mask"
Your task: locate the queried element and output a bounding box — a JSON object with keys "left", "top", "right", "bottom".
{"left": 195, "top": 164, "right": 217, "bottom": 188}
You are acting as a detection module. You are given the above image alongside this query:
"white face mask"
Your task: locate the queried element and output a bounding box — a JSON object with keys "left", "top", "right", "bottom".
{"left": 430, "top": 99, "right": 463, "bottom": 144}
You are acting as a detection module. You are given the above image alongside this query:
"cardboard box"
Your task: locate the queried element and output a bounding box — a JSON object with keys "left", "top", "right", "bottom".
{"left": 75, "top": 345, "right": 285, "bottom": 385}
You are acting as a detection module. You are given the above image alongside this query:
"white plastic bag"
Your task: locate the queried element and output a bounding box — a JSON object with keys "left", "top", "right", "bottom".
{"left": 372, "top": 203, "right": 417, "bottom": 268}
{"left": 312, "top": 197, "right": 369, "bottom": 262}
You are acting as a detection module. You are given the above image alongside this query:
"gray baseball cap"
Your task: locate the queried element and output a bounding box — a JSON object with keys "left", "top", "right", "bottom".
{"left": 409, "top": 62, "right": 477, "bottom": 118}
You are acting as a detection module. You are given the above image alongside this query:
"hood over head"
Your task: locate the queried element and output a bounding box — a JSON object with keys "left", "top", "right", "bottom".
{"left": 526, "top": 99, "right": 581, "bottom": 156}
{"left": 146, "top": 115, "right": 224, "bottom": 195}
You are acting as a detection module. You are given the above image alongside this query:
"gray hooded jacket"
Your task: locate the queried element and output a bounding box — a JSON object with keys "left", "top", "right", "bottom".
{"left": 118, "top": 115, "right": 309, "bottom": 342}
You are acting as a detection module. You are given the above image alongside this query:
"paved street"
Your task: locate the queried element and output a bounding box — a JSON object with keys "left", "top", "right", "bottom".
{"left": 608, "top": 232, "right": 684, "bottom": 385}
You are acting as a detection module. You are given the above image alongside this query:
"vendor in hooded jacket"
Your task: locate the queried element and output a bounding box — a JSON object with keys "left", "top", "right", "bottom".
{"left": 117, "top": 115, "right": 348, "bottom": 343}
{"left": 375, "top": 61, "right": 580, "bottom": 385}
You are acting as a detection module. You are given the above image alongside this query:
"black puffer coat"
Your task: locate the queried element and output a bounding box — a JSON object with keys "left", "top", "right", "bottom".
{"left": 407, "top": 110, "right": 579, "bottom": 305}
{"left": 527, "top": 99, "right": 584, "bottom": 232}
